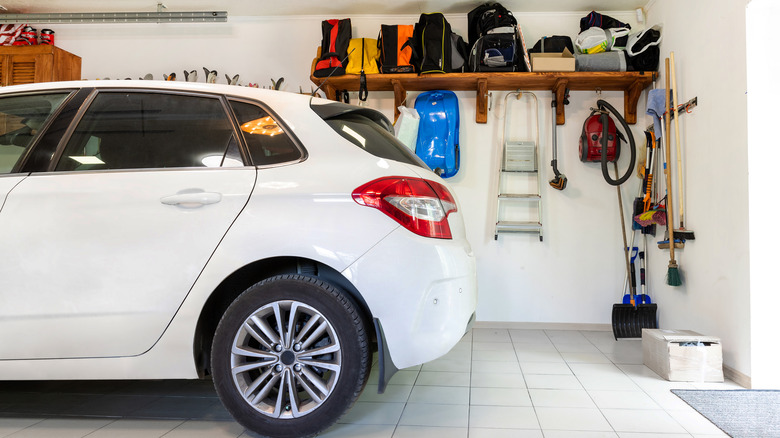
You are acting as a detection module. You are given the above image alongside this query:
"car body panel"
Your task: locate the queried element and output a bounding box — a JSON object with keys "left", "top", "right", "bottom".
{"left": 342, "top": 217, "right": 477, "bottom": 369}
{"left": 0, "top": 175, "right": 26, "bottom": 212}
{"left": 0, "top": 80, "right": 478, "bottom": 380}
{"left": 0, "top": 168, "right": 256, "bottom": 359}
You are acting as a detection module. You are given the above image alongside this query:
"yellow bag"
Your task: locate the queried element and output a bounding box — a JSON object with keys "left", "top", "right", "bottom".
{"left": 345, "top": 38, "right": 379, "bottom": 74}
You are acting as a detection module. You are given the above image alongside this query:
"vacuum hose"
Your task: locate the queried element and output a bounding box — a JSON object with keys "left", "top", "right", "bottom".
{"left": 597, "top": 99, "right": 635, "bottom": 186}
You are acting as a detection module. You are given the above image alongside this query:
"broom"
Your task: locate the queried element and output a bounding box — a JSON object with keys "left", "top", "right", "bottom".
{"left": 670, "top": 52, "right": 695, "bottom": 241}
{"left": 664, "top": 58, "right": 682, "bottom": 286}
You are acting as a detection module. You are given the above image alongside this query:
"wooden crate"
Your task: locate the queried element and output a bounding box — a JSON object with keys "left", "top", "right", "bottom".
{"left": 642, "top": 329, "right": 724, "bottom": 382}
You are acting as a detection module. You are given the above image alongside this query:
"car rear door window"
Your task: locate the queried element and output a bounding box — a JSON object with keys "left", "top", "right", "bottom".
{"left": 55, "top": 92, "right": 239, "bottom": 171}
{"left": 0, "top": 92, "right": 70, "bottom": 174}
{"left": 229, "top": 100, "right": 302, "bottom": 166}
{"left": 313, "top": 103, "right": 427, "bottom": 169}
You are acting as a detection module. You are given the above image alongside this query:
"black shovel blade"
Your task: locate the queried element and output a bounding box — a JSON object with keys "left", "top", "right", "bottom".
{"left": 612, "top": 304, "right": 637, "bottom": 339}
{"left": 612, "top": 303, "right": 659, "bottom": 339}
{"left": 638, "top": 303, "right": 659, "bottom": 330}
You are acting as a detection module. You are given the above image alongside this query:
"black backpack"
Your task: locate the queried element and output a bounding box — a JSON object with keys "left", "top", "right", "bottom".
{"left": 579, "top": 11, "right": 631, "bottom": 48}
{"left": 579, "top": 11, "right": 631, "bottom": 33}
{"left": 529, "top": 35, "right": 574, "bottom": 54}
{"left": 313, "top": 19, "right": 351, "bottom": 78}
{"left": 466, "top": 3, "right": 530, "bottom": 72}
{"left": 469, "top": 33, "right": 519, "bottom": 72}
{"left": 412, "top": 13, "right": 468, "bottom": 74}
{"left": 467, "top": 2, "right": 517, "bottom": 51}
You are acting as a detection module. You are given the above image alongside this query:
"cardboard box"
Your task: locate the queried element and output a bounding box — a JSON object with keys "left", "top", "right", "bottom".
{"left": 642, "top": 329, "right": 724, "bottom": 382}
{"left": 530, "top": 48, "right": 575, "bottom": 72}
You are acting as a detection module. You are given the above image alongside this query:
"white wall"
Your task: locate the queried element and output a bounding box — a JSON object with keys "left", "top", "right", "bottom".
{"left": 747, "top": 0, "right": 780, "bottom": 389}
{"left": 50, "top": 3, "right": 753, "bottom": 379}
{"left": 645, "top": 0, "right": 751, "bottom": 380}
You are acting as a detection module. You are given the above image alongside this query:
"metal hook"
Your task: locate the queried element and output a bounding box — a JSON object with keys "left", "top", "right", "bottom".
{"left": 596, "top": 87, "right": 603, "bottom": 97}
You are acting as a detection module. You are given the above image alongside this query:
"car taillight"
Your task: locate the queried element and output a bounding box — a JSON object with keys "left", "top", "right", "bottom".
{"left": 352, "top": 177, "right": 458, "bottom": 239}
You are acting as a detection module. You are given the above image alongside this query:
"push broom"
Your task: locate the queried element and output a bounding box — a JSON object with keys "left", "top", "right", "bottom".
{"left": 670, "top": 52, "right": 695, "bottom": 241}
{"left": 664, "top": 57, "right": 682, "bottom": 286}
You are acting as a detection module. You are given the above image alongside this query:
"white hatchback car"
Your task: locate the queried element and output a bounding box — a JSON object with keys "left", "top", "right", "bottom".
{"left": 0, "top": 81, "right": 477, "bottom": 437}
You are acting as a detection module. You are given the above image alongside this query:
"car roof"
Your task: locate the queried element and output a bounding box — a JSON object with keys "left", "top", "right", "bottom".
{"left": 0, "top": 80, "right": 400, "bottom": 163}
{"left": 0, "top": 80, "right": 328, "bottom": 108}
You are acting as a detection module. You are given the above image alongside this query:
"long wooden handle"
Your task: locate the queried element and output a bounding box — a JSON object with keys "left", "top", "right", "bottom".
{"left": 665, "top": 58, "right": 676, "bottom": 262}
{"left": 616, "top": 167, "right": 632, "bottom": 293}
{"left": 670, "top": 52, "right": 685, "bottom": 228}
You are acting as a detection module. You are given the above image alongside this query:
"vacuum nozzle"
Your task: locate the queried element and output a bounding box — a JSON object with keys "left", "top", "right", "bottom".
{"left": 549, "top": 174, "right": 567, "bottom": 190}
{"left": 549, "top": 158, "right": 567, "bottom": 190}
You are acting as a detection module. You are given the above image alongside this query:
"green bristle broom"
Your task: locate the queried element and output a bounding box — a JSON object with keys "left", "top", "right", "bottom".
{"left": 664, "top": 57, "right": 682, "bottom": 286}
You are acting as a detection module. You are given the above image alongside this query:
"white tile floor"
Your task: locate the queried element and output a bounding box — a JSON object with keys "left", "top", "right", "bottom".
{"left": 0, "top": 328, "right": 741, "bottom": 437}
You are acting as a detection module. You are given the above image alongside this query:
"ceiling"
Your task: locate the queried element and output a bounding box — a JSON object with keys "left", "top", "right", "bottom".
{"left": 0, "top": 0, "right": 648, "bottom": 16}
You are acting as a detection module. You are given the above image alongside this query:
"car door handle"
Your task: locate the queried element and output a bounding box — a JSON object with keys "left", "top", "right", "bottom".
{"left": 160, "top": 192, "right": 222, "bottom": 207}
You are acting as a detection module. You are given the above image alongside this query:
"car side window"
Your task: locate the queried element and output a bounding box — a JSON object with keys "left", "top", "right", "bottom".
{"left": 229, "top": 100, "right": 302, "bottom": 166}
{"left": 0, "top": 92, "right": 71, "bottom": 174}
{"left": 55, "top": 92, "right": 239, "bottom": 171}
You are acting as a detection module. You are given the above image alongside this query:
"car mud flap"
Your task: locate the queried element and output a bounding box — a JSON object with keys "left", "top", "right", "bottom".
{"left": 464, "top": 312, "right": 476, "bottom": 336}
{"left": 373, "top": 318, "right": 398, "bottom": 394}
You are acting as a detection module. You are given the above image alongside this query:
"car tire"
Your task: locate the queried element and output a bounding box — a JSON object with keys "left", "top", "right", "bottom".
{"left": 211, "top": 274, "right": 370, "bottom": 438}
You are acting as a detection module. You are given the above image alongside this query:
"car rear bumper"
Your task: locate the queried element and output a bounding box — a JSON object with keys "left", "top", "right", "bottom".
{"left": 342, "top": 226, "right": 478, "bottom": 370}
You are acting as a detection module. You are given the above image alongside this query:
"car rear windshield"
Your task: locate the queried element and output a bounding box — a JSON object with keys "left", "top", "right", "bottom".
{"left": 312, "top": 102, "right": 427, "bottom": 169}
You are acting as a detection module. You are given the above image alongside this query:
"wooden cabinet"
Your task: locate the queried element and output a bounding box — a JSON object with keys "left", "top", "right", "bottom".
{"left": 0, "top": 45, "right": 81, "bottom": 86}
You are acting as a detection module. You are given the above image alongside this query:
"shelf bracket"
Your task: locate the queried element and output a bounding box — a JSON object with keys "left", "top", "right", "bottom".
{"left": 391, "top": 79, "right": 406, "bottom": 123}
{"left": 624, "top": 79, "right": 645, "bottom": 125}
{"left": 476, "top": 78, "right": 488, "bottom": 124}
{"left": 321, "top": 83, "right": 337, "bottom": 101}
{"left": 552, "top": 78, "right": 569, "bottom": 125}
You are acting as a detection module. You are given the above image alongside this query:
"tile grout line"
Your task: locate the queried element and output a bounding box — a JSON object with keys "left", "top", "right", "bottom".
{"left": 580, "top": 330, "right": 700, "bottom": 437}
{"left": 466, "top": 330, "right": 472, "bottom": 438}
{"left": 510, "top": 328, "right": 542, "bottom": 436}
{"left": 390, "top": 358, "right": 421, "bottom": 436}
{"left": 598, "top": 334, "right": 699, "bottom": 435}
{"left": 79, "top": 417, "right": 121, "bottom": 438}
{"left": 3, "top": 417, "right": 47, "bottom": 438}
{"left": 546, "top": 328, "right": 607, "bottom": 436}
{"left": 574, "top": 329, "right": 624, "bottom": 436}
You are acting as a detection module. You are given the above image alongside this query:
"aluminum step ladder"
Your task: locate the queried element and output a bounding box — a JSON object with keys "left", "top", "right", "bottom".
{"left": 495, "top": 91, "right": 542, "bottom": 241}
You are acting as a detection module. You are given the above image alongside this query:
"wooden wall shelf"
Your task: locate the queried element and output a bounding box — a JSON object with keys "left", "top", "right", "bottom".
{"left": 310, "top": 69, "right": 657, "bottom": 125}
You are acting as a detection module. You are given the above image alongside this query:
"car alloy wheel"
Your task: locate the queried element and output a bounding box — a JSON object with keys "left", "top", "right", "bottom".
{"left": 230, "top": 299, "right": 342, "bottom": 418}
{"left": 212, "top": 274, "right": 369, "bottom": 438}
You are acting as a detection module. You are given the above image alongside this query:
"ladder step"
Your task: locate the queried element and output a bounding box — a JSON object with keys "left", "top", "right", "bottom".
{"left": 500, "top": 169, "right": 539, "bottom": 174}
{"left": 498, "top": 194, "right": 541, "bottom": 200}
{"left": 496, "top": 221, "right": 543, "bottom": 233}
{"left": 503, "top": 140, "right": 537, "bottom": 172}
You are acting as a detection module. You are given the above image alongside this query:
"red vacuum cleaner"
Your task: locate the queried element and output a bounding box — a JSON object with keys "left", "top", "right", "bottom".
{"left": 579, "top": 100, "right": 634, "bottom": 186}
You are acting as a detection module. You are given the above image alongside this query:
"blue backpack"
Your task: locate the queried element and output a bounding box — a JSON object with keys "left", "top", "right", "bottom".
{"left": 414, "top": 90, "right": 460, "bottom": 178}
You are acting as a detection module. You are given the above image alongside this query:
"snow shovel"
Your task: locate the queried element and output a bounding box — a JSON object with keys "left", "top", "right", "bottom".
{"left": 621, "top": 247, "right": 639, "bottom": 304}
{"left": 612, "top": 182, "right": 658, "bottom": 339}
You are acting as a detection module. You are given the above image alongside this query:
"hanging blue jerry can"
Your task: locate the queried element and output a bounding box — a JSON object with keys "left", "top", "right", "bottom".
{"left": 414, "top": 90, "right": 460, "bottom": 178}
